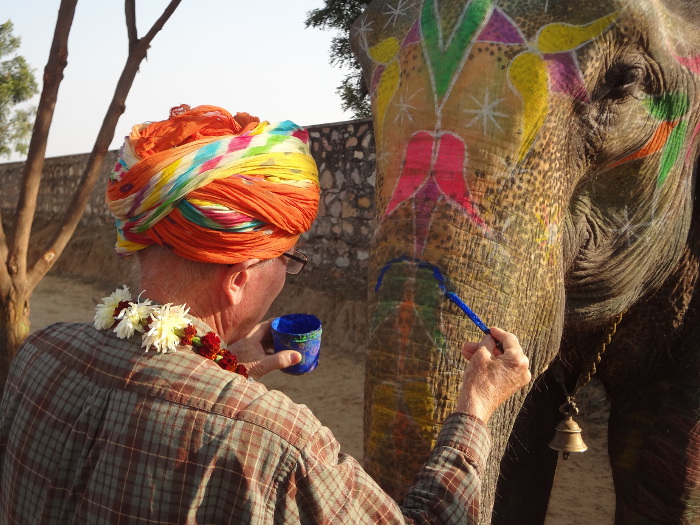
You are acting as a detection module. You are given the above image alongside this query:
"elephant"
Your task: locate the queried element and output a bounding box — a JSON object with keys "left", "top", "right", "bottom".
{"left": 350, "top": 0, "right": 700, "bottom": 523}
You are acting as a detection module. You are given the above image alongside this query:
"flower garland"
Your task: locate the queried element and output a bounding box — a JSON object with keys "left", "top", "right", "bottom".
{"left": 94, "top": 285, "right": 248, "bottom": 378}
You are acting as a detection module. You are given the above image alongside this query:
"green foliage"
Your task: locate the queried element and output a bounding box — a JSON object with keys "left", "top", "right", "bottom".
{"left": 305, "top": 0, "right": 372, "bottom": 119}
{"left": 0, "top": 20, "right": 39, "bottom": 158}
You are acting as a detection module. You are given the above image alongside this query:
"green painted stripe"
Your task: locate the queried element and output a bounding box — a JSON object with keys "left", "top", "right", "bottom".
{"left": 658, "top": 121, "right": 688, "bottom": 186}
{"left": 645, "top": 92, "right": 690, "bottom": 121}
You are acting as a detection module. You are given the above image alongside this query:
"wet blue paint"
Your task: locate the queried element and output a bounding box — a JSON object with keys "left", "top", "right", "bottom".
{"left": 375, "top": 255, "right": 499, "bottom": 347}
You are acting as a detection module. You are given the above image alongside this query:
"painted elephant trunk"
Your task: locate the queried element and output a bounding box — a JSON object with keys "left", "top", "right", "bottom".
{"left": 365, "top": 130, "right": 564, "bottom": 509}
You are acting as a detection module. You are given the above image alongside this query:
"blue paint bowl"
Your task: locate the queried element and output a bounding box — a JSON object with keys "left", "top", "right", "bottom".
{"left": 271, "top": 314, "right": 322, "bottom": 375}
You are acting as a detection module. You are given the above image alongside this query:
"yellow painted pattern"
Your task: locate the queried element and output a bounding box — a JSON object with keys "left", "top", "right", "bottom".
{"left": 366, "top": 383, "right": 399, "bottom": 457}
{"left": 369, "top": 37, "right": 400, "bottom": 64}
{"left": 366, "top": 380, "right": 438, "bottom": 457}
{"left": 537, "top": 12, "right": 619, "bottom": 53}
{"left": 404, "top": 380, "right": 438, "bottom": 445}
{"left": 508, "top": 52, "right": 549, "bottom": 162}
{"left": 375, "top": 61, "right": 401, "bottom": 147}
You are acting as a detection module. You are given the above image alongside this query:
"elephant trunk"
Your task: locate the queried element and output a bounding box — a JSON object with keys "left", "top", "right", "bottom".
{"left": 364, "top": 147, "right": 566, "bottom": 519}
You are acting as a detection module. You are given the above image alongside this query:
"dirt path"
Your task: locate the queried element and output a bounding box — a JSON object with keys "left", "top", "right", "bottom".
{"left": 29, "top": 274, "right": 615, "bottom": 523}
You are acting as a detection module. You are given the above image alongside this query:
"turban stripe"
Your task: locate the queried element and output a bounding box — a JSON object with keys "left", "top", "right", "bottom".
{"left": 107, "top": 106, "right": 320, "bottom": 264}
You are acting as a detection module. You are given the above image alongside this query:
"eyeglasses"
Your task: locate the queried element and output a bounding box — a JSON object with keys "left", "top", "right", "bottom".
{"left": 282, "top": 250, "right": 307, "bottom": 275}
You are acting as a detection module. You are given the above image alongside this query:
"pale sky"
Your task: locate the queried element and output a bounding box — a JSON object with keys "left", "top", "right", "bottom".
{"left": 1, "top": 0, "right": 355, "bottom": 162}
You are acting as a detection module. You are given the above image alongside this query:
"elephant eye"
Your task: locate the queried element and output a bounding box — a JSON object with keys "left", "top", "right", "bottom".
{"left": 595, "top": 62, "right": 648, "bottom": 101}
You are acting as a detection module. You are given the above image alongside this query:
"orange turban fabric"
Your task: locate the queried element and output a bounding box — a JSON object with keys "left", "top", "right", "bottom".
{"left": 106, "top": 105, "right": 320, "bottom": 264}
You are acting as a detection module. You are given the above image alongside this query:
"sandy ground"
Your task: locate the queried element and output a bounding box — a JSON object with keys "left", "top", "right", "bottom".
{"left": 29, "top": 273, "right": 615, "bottom": 524}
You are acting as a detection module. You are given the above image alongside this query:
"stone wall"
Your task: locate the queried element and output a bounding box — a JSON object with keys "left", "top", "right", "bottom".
{"left": 0, "top": 119, "right": 376, "bottom": 277}
{"left": 0, "top": 150, "right": 120, "bottom": 225}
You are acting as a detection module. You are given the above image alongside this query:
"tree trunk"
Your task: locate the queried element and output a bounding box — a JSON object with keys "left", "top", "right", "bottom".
{"left": 0, "top": 283, "right": 30, "bottom": 387}
{"left": 0, "top": 0, "right": 77, "bottom": 388}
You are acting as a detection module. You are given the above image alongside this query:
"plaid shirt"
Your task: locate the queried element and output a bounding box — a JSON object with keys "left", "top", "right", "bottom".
{"left": 0, "top": 323, "right": 490, "bottom": 524}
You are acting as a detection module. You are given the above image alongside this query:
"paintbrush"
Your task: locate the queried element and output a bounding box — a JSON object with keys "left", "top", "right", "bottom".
{"left": 375, "top": 256, "right": 505, "bottom": 352}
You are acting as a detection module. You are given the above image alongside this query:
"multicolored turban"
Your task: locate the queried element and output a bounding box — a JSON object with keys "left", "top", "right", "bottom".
{"left": 106, "top": 105, "right": 320, "bottom": 264}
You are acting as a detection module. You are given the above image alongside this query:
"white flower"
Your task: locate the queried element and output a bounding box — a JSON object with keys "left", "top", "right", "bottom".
{"left": 113, "top": 299, "right": 153, "bottom": 339}
{"left": 141, "top": 303, "right": 190, "bottom": 353}
{"left": 94, "top": 285, "right": 132, "bottom": 330}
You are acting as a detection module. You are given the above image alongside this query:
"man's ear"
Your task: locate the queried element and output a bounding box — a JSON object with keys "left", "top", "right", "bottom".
{"left": 223, "top": 259, "right": 260, "bottom": 305}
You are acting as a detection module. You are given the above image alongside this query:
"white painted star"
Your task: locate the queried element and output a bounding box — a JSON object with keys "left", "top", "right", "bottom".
{"left": 614, "top": 206, "right": 647, "bottom": 247}
{"left": 394, "top": 89, "right": 422, "bottom": 124}
{"left": 376, "top": 149, "right": 392, "bottom": 168}
{"left": 353, "top": 17, "right": 375, "bottom": 49}
{"left": 463, "top": 91, "right": 508, "bottom": 135}
{"left": 383, "top": 0, "right": 415, "bottom": 28}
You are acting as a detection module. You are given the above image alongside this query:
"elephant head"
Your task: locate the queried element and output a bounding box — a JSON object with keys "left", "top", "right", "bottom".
{"left": 352, "top": 0, "right": 700, "bottom": 523}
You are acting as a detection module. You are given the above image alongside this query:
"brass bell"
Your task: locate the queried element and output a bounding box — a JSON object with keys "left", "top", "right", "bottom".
{"left": 549, "top": 401, "right": 587, "bottom": 459}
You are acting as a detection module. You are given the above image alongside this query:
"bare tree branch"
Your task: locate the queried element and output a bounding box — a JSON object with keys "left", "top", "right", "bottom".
{"left": 142, "top": 0, "right": 182, "bottom": 43}
{"left": 6, "top": 0, "right": 78, "bottom": 287}
{"left": 125, "top": 0, "right": 137, "bottom": 44}
{"left": 27, "top": 0, "right": 183, "bottom": 291}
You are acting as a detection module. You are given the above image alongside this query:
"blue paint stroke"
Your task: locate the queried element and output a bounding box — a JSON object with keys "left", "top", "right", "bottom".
{"left": 375, "top": 255, "right": 492, "bottom": 337}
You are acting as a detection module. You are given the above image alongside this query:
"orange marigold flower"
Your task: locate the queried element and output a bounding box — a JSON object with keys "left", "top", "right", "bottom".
{"left": 180, "top": 324, "right": 197, "bottom": 345}
{"left": 198, "top": 344, "right": 218, "bottom": 360}
{"left": 218, "top": 351, "right": 237, "bottom": 371}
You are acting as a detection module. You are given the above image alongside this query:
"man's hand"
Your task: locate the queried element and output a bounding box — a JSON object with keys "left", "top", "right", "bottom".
{"left": 228, "top": 319, "right": 301, "bottom": 379}
{"left": 455, "top": 326, "right": 531, "bottom": 422}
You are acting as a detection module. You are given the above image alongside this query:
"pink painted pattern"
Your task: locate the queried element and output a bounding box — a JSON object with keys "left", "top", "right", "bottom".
{"left": 386, "top": 131, "right": 488, "bottom": 253}
{"left": 676, "top": 54, "right": 700, "bottom": 75}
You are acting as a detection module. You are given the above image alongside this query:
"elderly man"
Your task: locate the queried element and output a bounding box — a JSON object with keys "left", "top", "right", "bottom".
{"left": 0, "top": 105, "right": 530, "bottom": 523}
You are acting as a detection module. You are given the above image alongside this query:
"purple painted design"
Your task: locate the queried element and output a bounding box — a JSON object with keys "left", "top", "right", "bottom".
{"left": 371, "top": 64, "right": 386, "bottom": 92}
{"left": 402, "top": 21, "right": 421, "bottom": 47}
{"left": 414, "top": 178, "right": 442, "bottom": 254}
{"left": 472, "top": 8, "right": 595, "bottom": 105}
{"left": 545, "top": 53, "right": 591, "bottom": 103}
{"left": 475, "top": 7, "right": 525, "bottom": 44}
